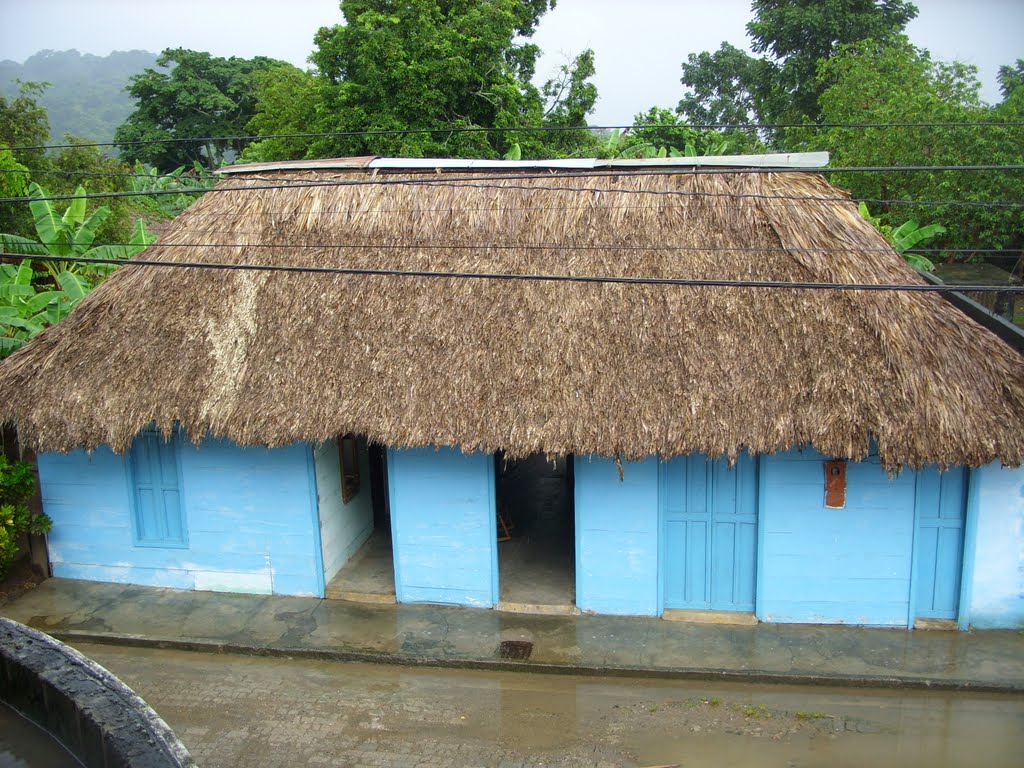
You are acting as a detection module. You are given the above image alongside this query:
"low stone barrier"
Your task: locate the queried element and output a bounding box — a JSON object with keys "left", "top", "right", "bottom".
{"left": 0, "top": 617, "right": 196, "bottom": 767}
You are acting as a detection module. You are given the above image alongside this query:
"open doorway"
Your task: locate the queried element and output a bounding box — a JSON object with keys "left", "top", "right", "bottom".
{"left": 495, "top": 452, "right": 576, "bottom": 613}
{"left": 321, "top": 439, "right": 396, "bottom": 602}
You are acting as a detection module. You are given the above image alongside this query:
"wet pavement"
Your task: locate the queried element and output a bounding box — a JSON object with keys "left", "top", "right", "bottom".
{"left": 3, "top": 578, "right": 1023, "bottom": 692}
{"left": 66, "top": 643, "right": 1024, "bottom": 768}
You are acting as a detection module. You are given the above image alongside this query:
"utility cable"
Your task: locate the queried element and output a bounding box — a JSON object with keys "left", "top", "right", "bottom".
{"left": 4, "top": 252, "right": 1021, "bottom": 294}
{"left": 27, "top": 240, "right": 1022, "bottom": 258}
{"left": 3, "top": 170, "right": 1023, "bottom": 209}
{"left": 7, "top": 120, "right": 1024, "bottom": 153}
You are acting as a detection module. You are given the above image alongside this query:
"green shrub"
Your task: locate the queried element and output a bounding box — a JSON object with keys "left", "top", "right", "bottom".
{"left": 0, "top": 455, "right": 50, "bottom": 577}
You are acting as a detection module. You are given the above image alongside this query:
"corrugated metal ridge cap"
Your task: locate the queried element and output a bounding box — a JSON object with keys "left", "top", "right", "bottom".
{"left": 216, "top": 151, "right": 829, "bottom": 175}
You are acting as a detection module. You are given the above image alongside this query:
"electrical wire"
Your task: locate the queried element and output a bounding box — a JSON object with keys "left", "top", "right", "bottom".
{"left": 4, "top": 252, "right": 1021, "bottom": 294}
{"left": 20, "top": 240, "right": 1021, "bottom": 258}
{"left": 7, "top": 120, "right": 1024, "bottom": 153}
{"left": 3, "top": 169, "right": 1023, "bottom": 209}
{"left": 3, "top": 163, "right": 1023, "bottom": 188}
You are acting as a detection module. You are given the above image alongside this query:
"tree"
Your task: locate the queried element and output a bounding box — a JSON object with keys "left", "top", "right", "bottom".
{"left": 597, "top": 108, "right": 741, "bottom": 159}
{"left": 812, "top": 38, "right": 1024, "bottom": 253}
{"left": 998, "top": 59, "right": 1024, "bottom": 100}
{"left": 114, "top": 49, "right": 295, "bottom": 171}
{"left": 242, "top": 66, "right": 320, "bottom": 162}
{"left": 0, "top": 81, "right": 50, "bottom": 169}
{"left": 679, "top": 0, "right": 919, "bottom": 141}
{"left": 302, "top": 0, "right": 598, "bottom": 159}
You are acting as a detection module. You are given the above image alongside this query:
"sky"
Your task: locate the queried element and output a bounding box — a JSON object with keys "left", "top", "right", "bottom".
{"left": 1, "top": 0, "right": 1021, "bottom": 124}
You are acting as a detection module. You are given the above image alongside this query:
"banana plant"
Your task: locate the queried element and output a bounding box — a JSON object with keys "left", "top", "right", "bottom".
{"left": 0, "top": 259, "right": 91, "bottom": 357}
{"left": 0, "top": 183, "right": 155, "bottom": 283}
{"left": 858, "top": 202, "right": 945, "bottom": 271}
{"left": 129, "top": 161, "right": 211, "bottom": 217}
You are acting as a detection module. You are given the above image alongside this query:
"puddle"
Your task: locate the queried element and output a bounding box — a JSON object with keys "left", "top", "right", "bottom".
{"left": 0, "top": 702, "right": 83, "bottom": 767}
{"left": 71, "top": 643, "right": 1024, "bottom": 768}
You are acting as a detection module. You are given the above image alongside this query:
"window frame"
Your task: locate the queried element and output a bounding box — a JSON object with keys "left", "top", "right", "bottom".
{"left": 127, "top": 426, "right": 189, "bottom": 549}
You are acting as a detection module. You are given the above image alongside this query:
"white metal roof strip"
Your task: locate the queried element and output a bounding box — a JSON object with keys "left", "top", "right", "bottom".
{"left": 217, "top": 152, "right": 829, "bottom": 175}
{"left": 367, "top": 158, "right": 597, "bottom": 169}
{"left": 598, "top": 152, "right": 830, "bottom": 169}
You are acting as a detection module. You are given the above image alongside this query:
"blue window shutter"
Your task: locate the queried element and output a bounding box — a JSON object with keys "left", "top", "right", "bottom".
{"left": 129, "top": 428, "right": 187, "bottom": 547}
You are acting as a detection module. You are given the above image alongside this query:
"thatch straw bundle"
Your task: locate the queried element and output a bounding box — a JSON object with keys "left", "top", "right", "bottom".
{"left": 1, "top": 166, "right": 1021, "bottom": 470}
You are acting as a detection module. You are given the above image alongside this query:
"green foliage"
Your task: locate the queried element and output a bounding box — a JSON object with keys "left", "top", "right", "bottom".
{"left": 594, "top": 108, "right": 735, "bottom": 160}
{"left": 813, "top": 38, "right": 1024, "bottom": 254}
{"left": 677, "top": 42, "right": 773, "bottom": 149}
{"left": 294, "top": 0, "right": 597, "bottom": 160}
{"left": 242, "top": 66, "right": 320, "bottom": 162}
{"left": 746, "top": 0, "right": 919, "bottom": 123}
{"left": 679, "top": 0, "right": 919, "bottom": 143}
{"left": 0, "top": 455, "right": 48, "bottom": 578}
{"left": 601, "top": 107, "right": 737, "bottom": 159}
{"left": 998, "top": 59, "right": 1024, "bottom": 100}
{"left": 0, "top": 81, "right": 51, "bottom": 169}
{"left": 0, "top": 149, "right": 32, "bottom": 236}
{"left": 115, "top": 48, "right": 293, "bottom": 171}
{"left": 0, "top": 260, "right": 89, "bottom": 357}
{"left": 127, "top": 161, "right": 216, "bottom": 218}
{"left": 0, "top": 183, "right": 155, "bottom": 283}
{"left": 737, "top": 703, "right": 772, "bottom": 719}
{"left": 858, "top": 202, "right": 943, "bottom": 270}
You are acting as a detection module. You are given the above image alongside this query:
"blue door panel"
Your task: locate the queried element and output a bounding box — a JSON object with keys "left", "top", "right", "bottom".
{"left": 914, "top": 467, "right": 966, "bottom": 619}
{"left": 685, "top": 520, "right": 708, "bottom": 604}
{"left": 663, "top": 454, "right": 757, "bottom": 612}
{"left": 710, "top": 521, "right": 736, "bottom": 607}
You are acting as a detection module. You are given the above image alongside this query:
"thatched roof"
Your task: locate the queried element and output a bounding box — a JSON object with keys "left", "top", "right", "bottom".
{"left": 2, "top": 157, "right": 1022, "bottom": 470}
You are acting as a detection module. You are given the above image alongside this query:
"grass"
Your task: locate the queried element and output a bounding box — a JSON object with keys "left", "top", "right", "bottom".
{"left": 795, "top": 710, "right": 829, "bottom": 721}
{"left": 737, "top": 703, "right": 772, "bottom": 719}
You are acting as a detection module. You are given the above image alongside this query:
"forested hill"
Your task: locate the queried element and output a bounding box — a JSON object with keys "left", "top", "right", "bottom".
{"left": 0, "top": 49, "right": 158, "bottom": 146}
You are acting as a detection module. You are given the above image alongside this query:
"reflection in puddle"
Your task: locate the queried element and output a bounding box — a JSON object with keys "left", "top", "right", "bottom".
{"left": 0, "top": 702, "right": 83, "bottom": 767}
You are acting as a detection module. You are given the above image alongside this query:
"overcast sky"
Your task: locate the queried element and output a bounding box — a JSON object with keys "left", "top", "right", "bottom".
{"left": 1, "top": 0, "right": 1021, "bottom": 123}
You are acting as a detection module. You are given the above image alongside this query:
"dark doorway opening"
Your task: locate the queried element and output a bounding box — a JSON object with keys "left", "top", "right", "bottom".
{"left": 495, "top": 452, "right": 576, "bottom": 613}
{"left": 324, "top": 442, "right": 396, "bottom": 602}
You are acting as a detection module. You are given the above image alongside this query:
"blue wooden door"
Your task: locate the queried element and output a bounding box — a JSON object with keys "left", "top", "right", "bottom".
{"left": 914, "top": 467, "right": 966, "bottom": 620}
{"left": 130, "top": 429, "right": 186, "bottom": 547}
{"left": 662, "top": 454, "right": 757, "bottom": 611}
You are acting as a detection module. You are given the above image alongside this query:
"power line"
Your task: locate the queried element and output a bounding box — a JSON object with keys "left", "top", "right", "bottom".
{"left": 3, "top": 163, "right": 1023, "bottom": 190}
{"left": 3, "top": 170, "right": 1023, "bottom": 209}
{"left": 4, "top": 252, "right": 1021, "bottom": 294}
{"left": 16, "top": 240, "right": 1020, "bottom": 258}
{"left": 7, "top": 120, "right": 1024, "bottom": 152}
{"left": 4, "top": 159, "right": 1024, "bottom": 188}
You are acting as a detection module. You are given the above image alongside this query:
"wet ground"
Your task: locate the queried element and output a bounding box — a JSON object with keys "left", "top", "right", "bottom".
{"left": 70, "top": 642, "right": 1024, "bottom": 768}
{"left": 0, "top": 702, "right": 82, "bottom": 767}
{"left": 11, "top": 578, "right": 1024, "bottom": 693}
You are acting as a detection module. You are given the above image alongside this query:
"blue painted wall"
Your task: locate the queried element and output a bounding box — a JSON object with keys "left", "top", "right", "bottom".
{"left": 575, "top": 456, "right": 660, "bottom": 616}
{"left": 966, "top": 462, "right": 1024, "bottom": 628}
{"left": 387, "top": 446, "right": 497, "bottom": 607}
{"left": 758, "top": 448, "right": 918, "bottom": 626}
{"left": 314, "top": 437, "right": 373, "bottom": 583}
{"left": 38, "top": 437, "right": 324, "bottom": 596}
